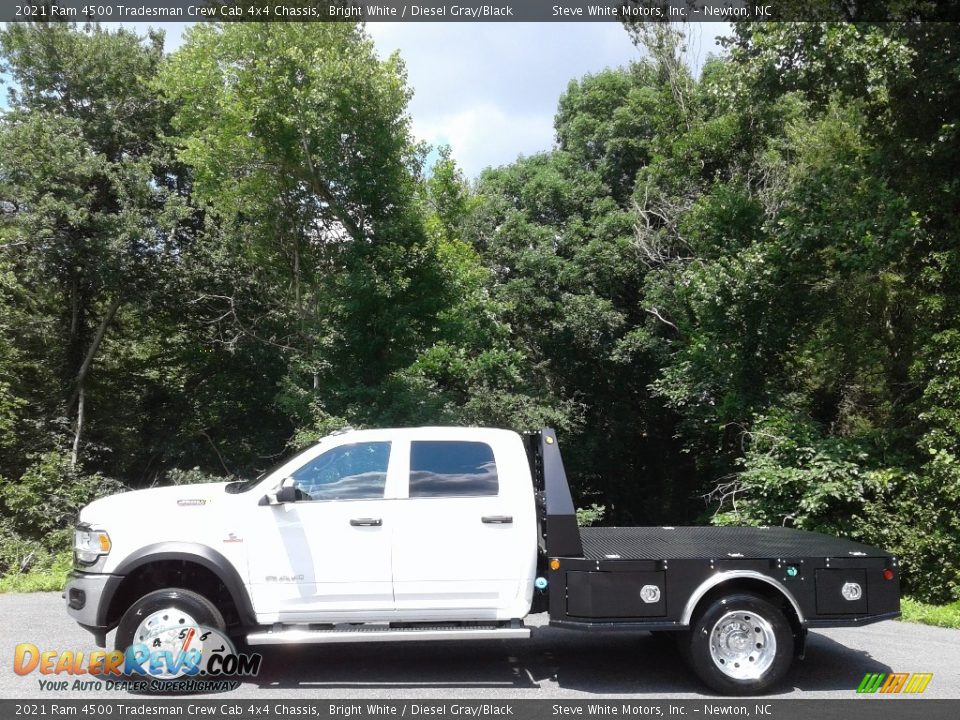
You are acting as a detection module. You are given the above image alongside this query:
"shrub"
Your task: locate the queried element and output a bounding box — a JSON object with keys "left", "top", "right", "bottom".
{"left": 0, "top": 451, "right": 127, "bottom": 541}
{"left": 0, "top": 451, "right": 127, "bottom": 580}
{"left": 576, "top": 504, "right": 606, "bottom": 527}
{"left": 0, "top": 519, "right": 50, "bottom": 575}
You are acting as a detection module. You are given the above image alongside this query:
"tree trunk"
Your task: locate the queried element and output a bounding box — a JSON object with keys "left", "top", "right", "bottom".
{"left": 68, "top": 296, "right": 121, "bottom": 468}
{"left": 71, "top": 385, "right": 84, "bottom": 469}
{"left": 293, "top": 233, "right": 303, "bottom": 322}
{"left": 298, "top": 133, "right": 364, "bottom": 243}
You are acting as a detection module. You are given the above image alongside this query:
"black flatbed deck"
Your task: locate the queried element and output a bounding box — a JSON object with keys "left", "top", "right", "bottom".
{"left": 529, "top": 428, "right": 900, "bottom": 629}
{"left": 579, "top": 526, "right": 890, "bottom": 561}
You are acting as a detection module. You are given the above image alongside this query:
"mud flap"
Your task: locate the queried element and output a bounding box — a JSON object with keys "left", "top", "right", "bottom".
{"left": 794, "top": 627, "right": 808, "bottom": 659}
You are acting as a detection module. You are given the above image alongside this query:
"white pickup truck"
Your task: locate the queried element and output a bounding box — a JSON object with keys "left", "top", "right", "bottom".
{"left": 66, "top": 427, "right": 900, "bottom": 694}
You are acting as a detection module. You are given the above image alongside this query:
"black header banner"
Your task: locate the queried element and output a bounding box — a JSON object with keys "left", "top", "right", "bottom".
{"left": 3, "top": 0, "right": 960, "bottom": 23}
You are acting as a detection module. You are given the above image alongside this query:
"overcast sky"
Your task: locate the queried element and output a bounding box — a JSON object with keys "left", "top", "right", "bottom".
{"left": 1, "top": 22, "right": 729, "bottom": 177}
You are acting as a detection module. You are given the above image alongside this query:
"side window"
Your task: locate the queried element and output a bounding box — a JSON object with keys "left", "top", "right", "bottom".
{"left": 409, "top": 441, "right": 498, "bottom": 498}
{"left": 291, "top": 442, "right": 390, "bottom": 501}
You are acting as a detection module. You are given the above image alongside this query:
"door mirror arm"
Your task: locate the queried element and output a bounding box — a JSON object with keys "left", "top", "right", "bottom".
{"left": 276, "top": 476, "right": 299, "bottom": 503}
{"left": 259, "top": 477, "right": 299, "bottom": 506}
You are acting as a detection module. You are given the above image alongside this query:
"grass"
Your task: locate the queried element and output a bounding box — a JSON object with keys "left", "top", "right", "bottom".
{"left": 900, "top": 597, "right": 960, "bottom": 629}
{"left": 0, "top": 551, "right": 72, "bottom": 593}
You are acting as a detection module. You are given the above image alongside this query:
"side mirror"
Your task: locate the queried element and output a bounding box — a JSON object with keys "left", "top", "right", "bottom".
{"left": 276, "top": 477, "right": 299, "bottom": 504}
{"left": 259, "top": 477, "right": 299, "bottom": 506}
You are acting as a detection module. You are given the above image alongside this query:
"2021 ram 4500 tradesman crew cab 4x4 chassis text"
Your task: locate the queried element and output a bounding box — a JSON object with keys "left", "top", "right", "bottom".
{"left": 65, "top": 427, "right": 900, "bottom": 694}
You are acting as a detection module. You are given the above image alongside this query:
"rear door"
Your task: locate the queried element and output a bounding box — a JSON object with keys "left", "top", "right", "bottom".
{"left": 390, "top": 429, "right": 537, "bottom": 619}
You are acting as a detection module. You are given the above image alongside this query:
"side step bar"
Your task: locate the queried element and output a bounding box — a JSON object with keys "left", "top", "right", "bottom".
{"left": 246, "top": 624, "right": 531, "bottom": 646}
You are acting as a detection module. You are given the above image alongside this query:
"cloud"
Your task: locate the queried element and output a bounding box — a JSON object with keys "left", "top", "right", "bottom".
{"left": 90, "top": 22, "right": 642, "bottom": 177}
{"left": 367, "top": 22, "right": 646, "bottom": 178}
{"left": 413, "top": 103, "right": 554, "bottom": 177}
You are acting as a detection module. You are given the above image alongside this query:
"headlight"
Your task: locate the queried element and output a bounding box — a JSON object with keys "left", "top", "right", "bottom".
{"left": 74, "top": 524, "right": 111, "bottom": 566}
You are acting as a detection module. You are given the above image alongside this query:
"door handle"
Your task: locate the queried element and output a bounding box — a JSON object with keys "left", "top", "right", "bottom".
{"left": 482, "top": 515, "right": 513, "bottom": 524}
{"left": 350, "top": 518, "right": 383, "bottom": 527}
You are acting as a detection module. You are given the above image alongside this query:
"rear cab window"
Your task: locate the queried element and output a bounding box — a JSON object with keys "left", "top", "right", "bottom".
{"left": 409, "top": 440, "right": 499, "bottom": 498}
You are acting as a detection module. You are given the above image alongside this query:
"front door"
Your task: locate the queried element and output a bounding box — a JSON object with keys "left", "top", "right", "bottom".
{"left": 246, "top": 438, "right": 396, "bottom": 619}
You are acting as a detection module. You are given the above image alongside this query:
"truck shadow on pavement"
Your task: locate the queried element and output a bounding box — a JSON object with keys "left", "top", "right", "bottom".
{"left": 546, "top": 630, "right": 892, "bottom": 695}
{"left": 785, "top": 631, "right": 894, "bottom": 694}
{"left": 243, "top": 627, "right": 891, "bottom": 696}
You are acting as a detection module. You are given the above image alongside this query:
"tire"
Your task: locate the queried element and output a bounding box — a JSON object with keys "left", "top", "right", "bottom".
{"left": 681, "top": 592, "right": 793, "bottom": 696}
{"left": 115, "top": 587, "right": 226, "bottom": 681}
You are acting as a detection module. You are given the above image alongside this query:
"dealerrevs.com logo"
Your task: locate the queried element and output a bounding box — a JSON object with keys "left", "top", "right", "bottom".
{"left": 13, "top": 625, "right": 261, "bottom": 693}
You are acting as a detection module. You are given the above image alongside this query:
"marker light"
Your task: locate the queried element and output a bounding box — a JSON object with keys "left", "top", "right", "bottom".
{"left": 549, "top": 559, "right": 561, "bottom": 571}
{"left": 786, "top": 565, "right": 799, "bottom": 578}
{"left": 883, "top": 568, "right": 895, "bottom": 581}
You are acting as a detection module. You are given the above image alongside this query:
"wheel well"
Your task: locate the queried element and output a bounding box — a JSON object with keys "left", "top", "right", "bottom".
{"left": 691, "top": 578, "right": 803, "bottom": 642}
{"left": 106, "top": 560, "right": 242, "bottom": 630}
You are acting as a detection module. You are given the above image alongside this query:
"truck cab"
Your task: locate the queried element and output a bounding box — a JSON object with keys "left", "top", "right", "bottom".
{"left": 67, "top": 428, "right": 538, "bottom": 630}
{"left": 243, "top": 426, "right": 538, "bottom": 622}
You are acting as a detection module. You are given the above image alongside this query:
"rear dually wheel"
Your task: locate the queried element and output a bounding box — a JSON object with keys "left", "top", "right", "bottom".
{"left": 682, "top": 592, "right": 793, "bottom": 695}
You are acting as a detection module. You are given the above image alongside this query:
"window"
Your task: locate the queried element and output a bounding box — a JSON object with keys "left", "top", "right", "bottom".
{"left": 291, "top": 442, "right": 390, "bottom": 501}
{"left": 409, "top": 441, "right": 498, "bottom": 498}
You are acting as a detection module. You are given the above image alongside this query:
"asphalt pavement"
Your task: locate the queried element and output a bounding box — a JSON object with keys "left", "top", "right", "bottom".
{"left": 2, "top": 592, "right": 958, "bottom": 699}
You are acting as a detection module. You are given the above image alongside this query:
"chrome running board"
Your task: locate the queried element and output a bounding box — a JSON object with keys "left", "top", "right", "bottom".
{"left": 246, "top": 623, "right": 530, "bottom": 646}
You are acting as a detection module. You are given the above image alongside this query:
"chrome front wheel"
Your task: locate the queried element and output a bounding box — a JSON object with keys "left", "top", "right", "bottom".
{"left": 115, "top": 588, "right": 226, "bottom": 683}
{"left": 131, "top": 606, "right": 202, "bottom": 679}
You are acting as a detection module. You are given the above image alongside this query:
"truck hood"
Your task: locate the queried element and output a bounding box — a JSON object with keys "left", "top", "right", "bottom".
{"left": 79, "top": 482, "right": 231, "bottom": 525}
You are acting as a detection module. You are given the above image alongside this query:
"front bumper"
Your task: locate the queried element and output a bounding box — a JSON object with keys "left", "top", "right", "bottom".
{"left": 64, "top": 571, "right": 121, "bottom": 646}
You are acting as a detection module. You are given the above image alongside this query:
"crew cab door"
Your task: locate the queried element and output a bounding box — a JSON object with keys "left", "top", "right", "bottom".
{"left": 246, "top": 436, "right": 398, "bottom": 618}
{"left": 390, "top": 430, "right": 537, "bottom": 619}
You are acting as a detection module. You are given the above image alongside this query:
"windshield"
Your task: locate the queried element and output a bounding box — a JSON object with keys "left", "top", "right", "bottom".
{"left": 224, "top": 442, "right": 321, "bottom": 494}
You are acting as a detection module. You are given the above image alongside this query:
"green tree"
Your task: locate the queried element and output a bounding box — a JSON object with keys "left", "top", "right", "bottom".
{"left": 0, "top": 23, "right": 184, "bottom": 476}
{"left": 464, "top": 61, "right": 706, "bottom": 522}
{"left": 158, "top": 24, "right": 565, "bottom": 446}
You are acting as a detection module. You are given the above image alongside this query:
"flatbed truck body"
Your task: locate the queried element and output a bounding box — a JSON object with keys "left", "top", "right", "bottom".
{"left": 527, "top": 429, "right": 899, "bottom": 635}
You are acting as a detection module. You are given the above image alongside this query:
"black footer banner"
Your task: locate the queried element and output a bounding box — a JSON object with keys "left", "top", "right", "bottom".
{"left": 3, "top": 699, "right": 959, "bottom": 720}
